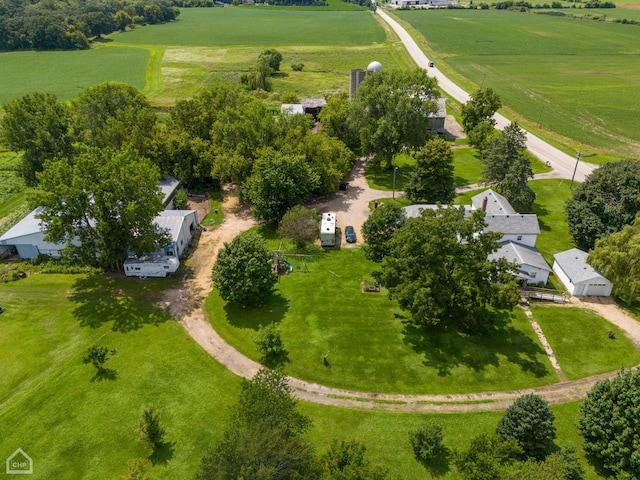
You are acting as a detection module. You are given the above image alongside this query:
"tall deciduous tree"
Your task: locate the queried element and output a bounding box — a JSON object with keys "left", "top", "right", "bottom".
{"left": 36, "top": 147, "right": 167, "bottom": 269}
{"left": 588, "top": 213, "right": 640, "bottom": 303}
{"left": 72, "top": 82, "right": 158, "bottom": 156}
{"left": 259, "top": 49, "right": 283, "bottom": 71}
{"left": 566, "top": 159, "right": 640, "bottom": 250}
{"left": 318, "top": 94, "right": 361, "bottom": 153}
{"left": 242, "top": 149, "right": 319, "bottom": 223}
{"left": 278, "top": 205, "right": 319, "bottom": 248}
{"left": 405, "top": 138, "right": 455, "bottom": 204}
{"left": 1, "top": 92, "right": 73, "bottom": 185}
{"left": 377, "top": 207, "right": 520, "bottom": 332}
{"left": 495, "top": 394, "right": 556, "bottom": 460}
{"left": 212, "top": 233, "right": 277, "bottom": 306}
{"left": 461, "top": 88, "right": 502, "bottom": 149}
{"left": 197, "top": 368, "right": 321, "bottom": 480}
{"left": 482, "top": 122, "right": 535, "bottom": 213}
{"left": 361, "top": 203, "right": 406, "bottom": 262}
{"left": 577, "top": 369, "right": 640, "bottom": 478}
{"left": 349, "top": 68, "right": 439, "bottom": 168}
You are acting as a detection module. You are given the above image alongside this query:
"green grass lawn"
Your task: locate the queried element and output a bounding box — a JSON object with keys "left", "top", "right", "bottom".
{"left": 0, "top": 271, "right": 602, "bottom": 478}
{"left": 207, "top": 246, "right": 558, "bottom": 395}
{"left": 112, "top": 7, "right": 385, "bottom": 47}
{"left": 394, "top": 9, "right": 640, "bottom": 158}
{"left": 531, "top": 306, "right": 640, "bottom": 380}
{"left": 0, "top": 47, "right": 149, "bottom": 104}
{"left": 529, "top": 178, "right": 576, "bottom": 263}
{"left": 200, "top": 191, "right": 225, "bottom": 229}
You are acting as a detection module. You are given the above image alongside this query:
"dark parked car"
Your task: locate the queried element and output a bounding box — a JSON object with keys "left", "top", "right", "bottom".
{"left": 345, "top": 226, "right": 356, "bottom": 243}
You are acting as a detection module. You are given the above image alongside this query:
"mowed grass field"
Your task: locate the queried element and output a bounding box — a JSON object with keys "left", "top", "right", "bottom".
{"left": 394, "top": 9, "right": 640, "bottom": 158}
{"left": 114, "top": 7, "right": 385, "bottom": 46}
{"left": 208, "top": 243, "right": 563, "bottom": 395}
{"left": 0, "top": 273, "right": 603, "bottom": 479}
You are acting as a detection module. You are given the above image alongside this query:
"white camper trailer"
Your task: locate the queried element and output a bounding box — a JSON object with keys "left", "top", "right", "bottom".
{"left": 320, "top": 212, "right": 337, "bottom": 247}
{"left": 124, "top": 255, "right": 179, "bottom": 278}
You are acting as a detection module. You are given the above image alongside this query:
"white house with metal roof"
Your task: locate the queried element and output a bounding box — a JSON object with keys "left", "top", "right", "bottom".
{"left": 150, "top": 210, "right": 198, "bottom": 258}
{"left": 552, "top": 248, "right": 613, "bottom": 296}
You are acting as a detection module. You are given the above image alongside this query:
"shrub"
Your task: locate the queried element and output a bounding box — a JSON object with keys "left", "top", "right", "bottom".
{"left": 409, "top": 421, "right": 448, "bottom": 464}
{"left": 291, "top": 63, "right": 305, "bottom": 72}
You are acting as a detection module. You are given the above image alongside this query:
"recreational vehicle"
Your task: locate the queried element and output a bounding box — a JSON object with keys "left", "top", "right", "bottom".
{"left": 320, "top": 212, "right": 337, "bottom": 247}
{"left": 124, "top": 255, "right": 179, "bottom": 278}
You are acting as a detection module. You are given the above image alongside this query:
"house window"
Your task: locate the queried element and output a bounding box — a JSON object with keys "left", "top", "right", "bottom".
{"left": 530, "top": 272, "right": 536, "bottom": 278}
{"left": 164, "top": 266, "right": 170, "bottom": 270}
{"left": 517, "top": 235, "right": 523, "bottom": 241}
{"left": 180, "top": 239, "right": 183, "bottom": 246}
{"left": 135, "top": 267, "right": 141, "bottom": 271}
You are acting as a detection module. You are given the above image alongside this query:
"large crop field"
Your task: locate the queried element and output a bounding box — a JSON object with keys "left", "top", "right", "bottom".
{"left": 114, "top": 7, "right": 385, "bottom": 46}
{"left": 394, "top": 9, "right": 640, "bottom": 158}
{"left": 0, "top": 47, "right": 149, "bottom": 104}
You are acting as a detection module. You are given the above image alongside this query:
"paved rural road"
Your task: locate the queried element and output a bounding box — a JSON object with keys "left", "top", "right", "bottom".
{"left": 375, "top": 8, "right": 597, "bottom": 182}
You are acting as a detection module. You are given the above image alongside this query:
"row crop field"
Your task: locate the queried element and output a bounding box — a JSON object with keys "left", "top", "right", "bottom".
{"left": 395, "top": 9, "right": 640, "bottom": 158}
{"left": 113, "top": 6, "right": 385, "bottom": 47}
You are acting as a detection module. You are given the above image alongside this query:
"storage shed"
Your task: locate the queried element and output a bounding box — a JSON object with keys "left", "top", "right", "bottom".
{"left": 553, "top": 248, "right": 613, "bottom": 297}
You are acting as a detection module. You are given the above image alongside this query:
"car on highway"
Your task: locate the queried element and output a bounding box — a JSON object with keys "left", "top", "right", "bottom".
{"left": 345, "top": 226, "right": 356, "bottom": 243}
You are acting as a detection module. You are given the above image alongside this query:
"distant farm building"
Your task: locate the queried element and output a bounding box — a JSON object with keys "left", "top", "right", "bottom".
{"left": 427, "top": 98, "right": 447, "bottom": 134}
{"left": 553, "top": 248, "right": 613, "bottom": 296}
{"left": 389, "top": 0, "right": 454, "bottom": 7}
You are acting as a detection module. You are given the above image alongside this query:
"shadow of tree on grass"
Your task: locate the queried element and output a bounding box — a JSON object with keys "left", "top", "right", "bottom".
{"left": 148, "top": 441, "right": 176, "bottom": 466}
{"left": 70, "top": 274, "right": 172, "bottom": 332}
{"left": 90, "top": 368, "right": 118, "bottom": 382}
{"left": 402, "top": 310, "right": 549, "bottom": 378}
{"left": 224, "top": 293, "right": 289, "bottom": 330}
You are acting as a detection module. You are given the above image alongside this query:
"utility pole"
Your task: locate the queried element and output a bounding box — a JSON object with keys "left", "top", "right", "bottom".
{"left": 570, "top": 151, "right": 581, "bottom": 190}
{"left": 392, "top": 166, "right": 398, "bottom": 200}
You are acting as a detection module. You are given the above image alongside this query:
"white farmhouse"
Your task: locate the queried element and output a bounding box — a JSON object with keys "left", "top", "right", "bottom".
{"left": 553, "top": 248, "right": 613, "bottom": 296}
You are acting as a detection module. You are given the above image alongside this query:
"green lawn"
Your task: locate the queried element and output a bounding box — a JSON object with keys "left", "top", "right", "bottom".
{"left": 207, "top": 246, "right": 558, "bottom": 395}
{"left": 395, "top": 9, "right": 640, "bottom": 158}
{"left": 532, "top": 306, "right": 640, "bottom": 380}
{"left": 0, "top": 270, "right": 602, "bottom": 478}
{"left": 0, "top": 47, "right": 149, "bottom": 104}
{"left": 112, "top": 7, "right": 385, "bottom": 46}
{"left": 529, "top": 178, "right": 576, "bottom": 263}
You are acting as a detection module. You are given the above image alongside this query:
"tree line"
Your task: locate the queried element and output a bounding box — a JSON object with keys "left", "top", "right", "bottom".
{"left": 0, "top": 0, "right": 179, "bottom": 51}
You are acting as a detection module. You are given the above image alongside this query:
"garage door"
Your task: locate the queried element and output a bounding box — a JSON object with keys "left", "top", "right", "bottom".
{"left": 585, "top": 283, "right": 612, "bottom": 296}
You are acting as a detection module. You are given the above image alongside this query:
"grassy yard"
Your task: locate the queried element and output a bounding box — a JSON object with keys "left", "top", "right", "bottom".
{"left": 207, "top": 245, "right": 558, "bottom": 395}
{"left": 394, "top": 9, "right": 640, "bottom": 158}
{"left": 531, "top": 306, "right": 640, "bottom": 380}
{"left": 0, "top": 272, "right": 603, "bottom": 479}
{"left": 112, "top": 7, "right": 385, "bottom": 47}
{"left": 0, "top": 47, "right": 149, "bottom": 104}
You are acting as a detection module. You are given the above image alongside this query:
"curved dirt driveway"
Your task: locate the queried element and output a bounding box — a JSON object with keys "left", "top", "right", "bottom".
{"left": 159, "top": 177, "right": 640, "bottom": 412}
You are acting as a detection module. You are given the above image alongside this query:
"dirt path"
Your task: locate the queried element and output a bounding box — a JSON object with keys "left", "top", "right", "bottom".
{"left": 158, "top": 171, "right": 640, "bottom": 413}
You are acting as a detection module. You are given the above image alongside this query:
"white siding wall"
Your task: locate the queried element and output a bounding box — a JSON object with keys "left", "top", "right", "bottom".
{"left": 521, "top": 265, "right": 550, "bottom": 285}
{"left": 499, "top": 234, "right": 537, "bottom": 248}
{"left": 552, "top": 261, "right": 577, "bottom": 295}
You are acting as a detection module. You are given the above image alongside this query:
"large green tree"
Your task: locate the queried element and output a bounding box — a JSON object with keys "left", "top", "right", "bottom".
{"left": 318, "top": 94, "right": 361, "bottom": 153}
{"left": 1, "top": 92, "right": 73, "bottom": 185}
{"left": 361, "top": 203, "right": 406, "bottom": 262}
{"left": 212, "top": 233, "right": 277, "bottom": 306}
{"left": 461, "top": 88, "right": 502, "bottom": 149}
{"left": 348, "top": 68, "right": 439, "bottom": 167}
{"left": 454, "top": 434, "right": 521, "bottom": 480}
{"left": 482, "top": 122, "right": 535, "bottom": 213}
{"left": 36, "top": 147, "right": 167, "bottom": 269}
{"left": 588, "top": 213, "right": 640, "bottom": 303}
{"left": 577, "top": 369, "right": 640, "bottom": 478}
{"left": 196, "top": 368, "right": 321, "bottom": 480}
{"left": 495, "top": 394, "right": 556, "bottom": 460}
{"left": 566, "top": 159, "right": 640, "bottom": 250}
{"left": 278, "top": 205, "right": 319, "bottom": 249}
{"left": 242, "top": 149, "right": 319, "bottom": 223}
{"left": 71, "top": 82, "right": 158, "bottom": 156}
{"left": 405, "top": 138, "right": 455, "bottom": 204}
{"left": 377, "top": 207, "right": 520, "bottom": 332}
